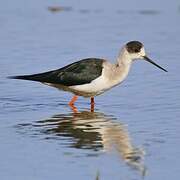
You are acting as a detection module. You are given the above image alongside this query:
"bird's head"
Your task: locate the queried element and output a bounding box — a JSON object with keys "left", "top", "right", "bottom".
{"left": 125, "top": 41, "right": 167, "bottom": 72}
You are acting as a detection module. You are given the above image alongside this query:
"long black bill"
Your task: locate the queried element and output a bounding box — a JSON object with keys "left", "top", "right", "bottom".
{"left": 143, "top": 56, "right": 168, "bottom": 72}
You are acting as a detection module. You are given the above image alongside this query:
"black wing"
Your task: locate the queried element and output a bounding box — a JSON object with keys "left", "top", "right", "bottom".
{"left": 9, "top": 58, "right": 104, "bottom": 86}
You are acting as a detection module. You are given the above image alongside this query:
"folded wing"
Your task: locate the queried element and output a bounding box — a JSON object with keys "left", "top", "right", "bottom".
{"left": 9, "top": 58, "right": 104, "bottom": 86}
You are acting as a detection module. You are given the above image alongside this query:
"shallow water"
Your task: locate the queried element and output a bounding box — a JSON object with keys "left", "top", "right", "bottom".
{"left": 0, "top": 0, "right": 180, "bottom": 180}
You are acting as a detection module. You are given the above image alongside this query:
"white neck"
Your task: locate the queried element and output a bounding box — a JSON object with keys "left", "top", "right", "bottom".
{"left": 105, "top": 47, "right": 133, "bottom": 85}
{"left": 116, "top": 47, "right": 132, "bottom": 67}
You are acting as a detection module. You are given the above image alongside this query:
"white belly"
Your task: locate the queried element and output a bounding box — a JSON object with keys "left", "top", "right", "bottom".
{"left": 70, "top": 76, "right": 109, "bottom": 94}
{"left": 70, "top": 70, "right": 128, "bottom": 96}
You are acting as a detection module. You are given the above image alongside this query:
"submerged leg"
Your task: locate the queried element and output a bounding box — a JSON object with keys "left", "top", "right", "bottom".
{"left": 90, "top": 97, "right": 95, "bottom": 112}
{"left": 69, "top": 95, "right": 78, "bottom": 106}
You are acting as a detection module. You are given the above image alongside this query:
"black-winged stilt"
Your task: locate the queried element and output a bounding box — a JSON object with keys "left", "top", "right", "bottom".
{"left": 9, "top": 41, "right": 167, "bottom": 111}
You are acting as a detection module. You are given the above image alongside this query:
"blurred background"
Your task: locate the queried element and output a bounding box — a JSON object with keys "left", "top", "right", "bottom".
{"left": 0, "top": 0, "right": 180, "bottom": 180}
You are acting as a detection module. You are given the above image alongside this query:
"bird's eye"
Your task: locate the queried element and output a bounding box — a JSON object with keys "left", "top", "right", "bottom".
{"left": 134, "top": 49, "right": 139, "bottom": 53}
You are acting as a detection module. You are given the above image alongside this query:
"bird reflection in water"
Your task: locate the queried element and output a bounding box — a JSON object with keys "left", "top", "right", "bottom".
{"left": 26, "top": 107, "right": 146, "bottom": 176}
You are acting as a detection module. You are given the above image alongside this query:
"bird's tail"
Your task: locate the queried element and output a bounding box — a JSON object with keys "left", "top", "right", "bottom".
{"left": 8, "top": 74, "right": 45, "bottom": 82}
{"left": 8, "top": 70, "right": 56, "bottom": 83}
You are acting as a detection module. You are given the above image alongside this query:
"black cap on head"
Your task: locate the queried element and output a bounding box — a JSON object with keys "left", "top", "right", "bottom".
{"left": 126, "top": 41, "right": 143, "bottom": 53}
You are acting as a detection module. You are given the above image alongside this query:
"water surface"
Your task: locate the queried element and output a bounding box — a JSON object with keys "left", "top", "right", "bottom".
{"left": 0, "top": 0, "right": 180, "bottom": 179}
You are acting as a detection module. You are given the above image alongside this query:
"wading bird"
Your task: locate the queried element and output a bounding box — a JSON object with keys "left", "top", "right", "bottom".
{"left": 9, "top": 41, "right": 167, "bottom": 111}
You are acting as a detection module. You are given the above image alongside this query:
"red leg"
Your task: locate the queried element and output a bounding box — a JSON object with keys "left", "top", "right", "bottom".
{"left": 70, "top": 104, "right": 78, "bottom": 113}
{"left": 91, "top": 97, "right": 95, "bottom": 105}
{"left": 90, "top": 97, "right": 95, "bottom": 112}
{"left": 69, "top": 95, "right": 78, "bottom": 106}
